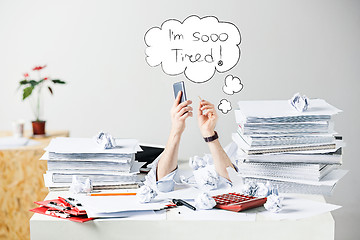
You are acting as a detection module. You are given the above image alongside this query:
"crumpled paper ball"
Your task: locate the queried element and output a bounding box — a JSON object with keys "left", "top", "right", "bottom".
{"left": 242, "top": 181, "right": 258, "bottom": 196}
{"left": 195, "top": 192, "right": 216, "bottom": 210}
{"left": 94, "top": 131, "right": 115, "bottom": 149}
{"left": 143, "top": 166, "right": 157, "bottom": 187}
{"left": 242, "top": 180, "right": 283, "bottom": 213}
{"left": 189, "top": 154, "right": 213, "bottom": 170}
{"left": 264, "top": 194, "right": 283, "bottom": 213}
{"left": 137, "top": 185, "right": 158, "bottom": 203}
{"left": 242, "top": 180, "right": 277, "bottom": 198}
{"left": 69, "top": 176, "right": 93, "bottom": 194}
{"left": 193, "top": 166, "right": 220, "bottom": 191}
{"left": 189, "top": 155, "right": 207, "bottom": 170}
{"left": 289, "top": 93, "right": 309, "bottom": 112}
{"left": 255, "top": 182, "right": 270, "bottom": 198}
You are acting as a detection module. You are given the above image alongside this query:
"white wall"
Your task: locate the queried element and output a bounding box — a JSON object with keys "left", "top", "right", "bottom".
{"left": 1, "top": 0, "right": 359, "bottom": 239}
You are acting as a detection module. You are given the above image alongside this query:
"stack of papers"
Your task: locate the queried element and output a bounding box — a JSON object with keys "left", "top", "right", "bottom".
{"left": 41, "top": 137, "right": 144, "bottom": 191}
{"left": 231, "top": 98, "right": 347, "bottom": 195}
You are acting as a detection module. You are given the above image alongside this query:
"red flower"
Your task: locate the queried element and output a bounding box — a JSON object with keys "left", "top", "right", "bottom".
{"left": 24, "top": 73, "right": 29, "bottom": 78}
{"left": 32, "top": 65, "right": 47, "bottom": 71}
{"left": 44, "top": 77, "right": 48, "bottom": 80}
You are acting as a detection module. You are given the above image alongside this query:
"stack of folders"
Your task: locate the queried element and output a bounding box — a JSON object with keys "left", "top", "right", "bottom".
{"left": 231, "top": 99, "right": 347, "bottom": 195}
{"left": 41, "top": 137, "right": 144, "bottom": 191}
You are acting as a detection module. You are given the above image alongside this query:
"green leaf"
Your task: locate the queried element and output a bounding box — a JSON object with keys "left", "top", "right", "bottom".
{"left": 19, "top": 80, "right": 29, "bottom": 85}
{"left": 48, "top": 86, "right": 53, "bottom": 95}
{"left": 23, "top": 86, "right": 34, "bottom": 100}
{"left": 52, "top": 79, "right": 66, "bottom": 84}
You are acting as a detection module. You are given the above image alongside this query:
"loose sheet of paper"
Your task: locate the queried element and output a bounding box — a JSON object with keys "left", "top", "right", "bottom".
{"left": 173, "top": 204, "right": 256, "bottom": 221}
{"left": 45, "top": 137, "right": 142, "bottom": 153}
{"left": 259, "top": 195, "right": 341, "bottom": 220}
{"left": 40, "top": 151, "right": 132, "bottom": 163}
{"left": 0, "top": 137, "right": 40, "bottom": 150}
{"left": 75, "top": 195, "right": 167, "bottom": 214}
{"left": 241, "top": 169, "right": 348, "bottom": 186}
{"left": 86, "top": 209, "right": 166, "bottom": 220}
{"left": 157, "top": 185, "right": 233, "bottom": 201}
{"left": 236, "top": 99, "right": 342, "bottom": 119}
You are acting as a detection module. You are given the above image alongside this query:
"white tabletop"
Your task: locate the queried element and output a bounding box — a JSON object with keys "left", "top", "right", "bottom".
{"left": 30, "top": 190, "right": 334, "bottom": 240}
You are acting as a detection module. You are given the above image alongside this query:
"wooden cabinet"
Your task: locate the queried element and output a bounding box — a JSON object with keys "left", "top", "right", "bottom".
{"left": 0, "top": 131, "right": 69, "bottom": 240}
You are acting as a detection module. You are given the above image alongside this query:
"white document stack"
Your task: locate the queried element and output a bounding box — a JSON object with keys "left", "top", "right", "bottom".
{"left": 41, "top": 137, "right": 144, "bottom": 191}
{"left": 231, "top": 99, "right": 347, "bottom": 195}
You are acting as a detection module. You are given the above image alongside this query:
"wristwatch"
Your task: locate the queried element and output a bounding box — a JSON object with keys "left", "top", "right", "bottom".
{"left": 203, "top": 131, "right": 218, "bottom": 142}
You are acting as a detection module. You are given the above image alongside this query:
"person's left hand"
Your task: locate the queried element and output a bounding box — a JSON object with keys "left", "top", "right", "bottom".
{"left": 197, "top": 100, "right": 218, "bottom": 138}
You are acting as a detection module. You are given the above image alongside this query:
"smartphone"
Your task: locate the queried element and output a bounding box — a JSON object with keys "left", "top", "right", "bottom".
{"left": 173, "top": 81, "right": 187, "bottom": 103}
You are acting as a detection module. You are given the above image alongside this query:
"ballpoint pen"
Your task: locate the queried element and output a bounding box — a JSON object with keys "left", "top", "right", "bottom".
{"left": 172, "top": 199, "right": 197, "bottom": 211}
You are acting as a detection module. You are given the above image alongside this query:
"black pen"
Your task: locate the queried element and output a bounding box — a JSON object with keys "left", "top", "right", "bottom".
{"left": 172, "top": 199, "right": 196, "bottom": 211}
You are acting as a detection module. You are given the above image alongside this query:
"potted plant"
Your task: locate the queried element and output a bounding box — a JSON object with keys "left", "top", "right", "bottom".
{"left": 18, "top": 65, "right": 66, "bottom": 136}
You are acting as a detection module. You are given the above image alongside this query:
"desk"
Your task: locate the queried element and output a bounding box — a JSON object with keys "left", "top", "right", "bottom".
{"left": 0, "top": 130, "right": 69, "bottom": 240}
{"left": 30, "top": 191, "right": 334, "bottom": 240}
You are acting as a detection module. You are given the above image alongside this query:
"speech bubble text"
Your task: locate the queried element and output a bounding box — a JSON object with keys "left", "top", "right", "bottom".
{"left": 145, "top": 15, "right": 241, "bottom": 83}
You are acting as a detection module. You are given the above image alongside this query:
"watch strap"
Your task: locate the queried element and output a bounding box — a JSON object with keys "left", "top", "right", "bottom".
{"left": 204, "top": 131, "right": 218, "bottom": 142}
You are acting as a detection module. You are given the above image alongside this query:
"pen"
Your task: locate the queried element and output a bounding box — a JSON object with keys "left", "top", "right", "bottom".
{"left": 198, "top": 96, "right": 213, "bottom": 118}
{"left": 172, "top": 199, "right": 197, "bottom": 211}
{"left": 90, "top": 192, "right": 137, "bottom": 196}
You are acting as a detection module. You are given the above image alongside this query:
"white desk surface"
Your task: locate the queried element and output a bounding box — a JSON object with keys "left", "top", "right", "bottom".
{"left": 30, "top": 190, "right": 334, "bottom": 240}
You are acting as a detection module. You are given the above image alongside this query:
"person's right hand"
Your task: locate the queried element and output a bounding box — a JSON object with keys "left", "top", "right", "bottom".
{"left": 197, "top": 99, "right": 218, "bottom": 138}
{"left": 170, "top": 91, "right": 193, "bottom": 135}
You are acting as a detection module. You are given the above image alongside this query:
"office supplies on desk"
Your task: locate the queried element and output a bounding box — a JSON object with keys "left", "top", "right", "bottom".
{"left": 244, "top": 169, "right": 348, "bottom": 196}
{"left": 230, "top": 97, "right": 346, "bottom": 195}
{"left": 235, "top": 99, "right": 341, "bottom": 121}
{"left": 45, "top": 137, "right": 142, "bottom": 154}
{"left": 239, "top": 147, "right": 343, "bottom": 164}
{"left": 259, "top": 195, "right": 341, "bottom": 220}
{"left": 172, "top": 199, "right": 196, "bottom": 211}
{"left": 30, "top": 197, "right": 93, "bottom": 223}
{"left": 75, "top": 194, "right": 167, "bottom": 218}
{"left": 135, "top": 143, "right": 164, "bottom": 173}
{"left": 194, "top": 192, "right": 216, "bottom": 210}
{"left": 212, "top": 193, "right": 267, "bottom": 212}
{"left": 232, "top": 133, "right": 337, "bottom": 155}
{"left": 237, "top": 162, "right": 338, "bottom": 181}
{"left": 289, "top": 93, "right": 309, "bottom": 112}
{"left": 41, "top": 137, "right": 144, "bottom": 191}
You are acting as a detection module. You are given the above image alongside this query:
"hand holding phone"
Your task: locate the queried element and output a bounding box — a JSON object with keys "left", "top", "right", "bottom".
{"left": 170, "top": 81, "right": 192, "bottom": 135}
{"left": 173, "top": 81, "right": 187, "bottom": 103}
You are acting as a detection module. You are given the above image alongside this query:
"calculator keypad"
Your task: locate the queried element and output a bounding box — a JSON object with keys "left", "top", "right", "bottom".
{"left": 212, "top": 193, "right": 267, "bottom": 212}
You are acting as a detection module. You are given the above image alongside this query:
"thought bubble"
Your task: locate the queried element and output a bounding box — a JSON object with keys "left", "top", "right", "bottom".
{"left": 223, "top": 75, "right": 243, "bottom": 95}
{"left": 145, "top": 15, "right": 241, "bottom": 83}
{"left": 218, "top": 99, "right": 232, "bottom": 114}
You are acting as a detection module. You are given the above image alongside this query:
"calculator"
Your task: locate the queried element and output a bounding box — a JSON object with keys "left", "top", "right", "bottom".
{"left": 212, "top": 192, "right": 267, "bottom": 212}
